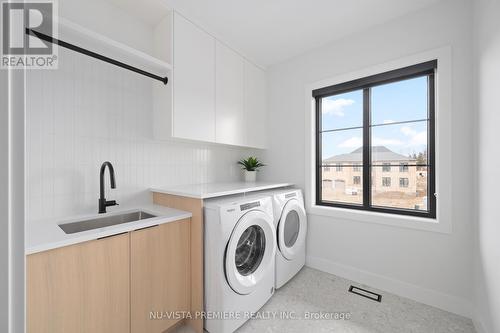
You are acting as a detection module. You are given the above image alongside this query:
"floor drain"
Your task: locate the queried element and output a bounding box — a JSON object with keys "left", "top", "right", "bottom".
{"left": 348, "top": 285, "right": 382, "bottom": 302}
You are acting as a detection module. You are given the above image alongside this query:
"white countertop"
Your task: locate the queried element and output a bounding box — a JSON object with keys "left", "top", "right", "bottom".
{"left": 26, "top": 204, "right": 192, "bottom": 255}
{"left": 150, "top": 181, "right": 294, "bottom": 199}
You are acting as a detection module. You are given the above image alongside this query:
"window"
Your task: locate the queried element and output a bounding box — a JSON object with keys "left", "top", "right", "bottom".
{"left": 314, "top": 60, "right": 436, "bottom": 218}
{"left": 400, "top": 178, "right": 409, "bottom": 188}
{"left": 324, "top": 167, "right": 330, "bottom": 172}
{"left": 382, "top": 177, "right": 391, "bottom": 187}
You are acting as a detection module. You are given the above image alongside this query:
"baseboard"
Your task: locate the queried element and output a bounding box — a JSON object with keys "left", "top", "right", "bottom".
{"left": 306, "top": 255, "right": 472, "bottom": 318}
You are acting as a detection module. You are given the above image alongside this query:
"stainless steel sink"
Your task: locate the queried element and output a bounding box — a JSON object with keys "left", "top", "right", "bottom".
{"left": 58, "top": 210, "right": 157, "bottom": 234}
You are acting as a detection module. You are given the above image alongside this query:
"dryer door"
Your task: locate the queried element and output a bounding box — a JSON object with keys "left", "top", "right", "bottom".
{"left": 225, "top": 210, "right": 276, "bottom": 295}
{"left": 278, "top": 199, "right": 307, "bottom": 260}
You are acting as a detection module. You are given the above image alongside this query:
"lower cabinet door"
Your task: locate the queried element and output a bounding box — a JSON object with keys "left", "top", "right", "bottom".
{"left": 131, "top": 219, "right": 191, "bottom": 333}
{"left": 27, "top": 233, "right": 130, "bottom": 333}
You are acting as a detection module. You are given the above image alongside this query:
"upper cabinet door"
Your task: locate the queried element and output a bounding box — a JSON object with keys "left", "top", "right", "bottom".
{"left": 216, "top": 41, "right": 245, "bottom": 146}
{"left": 173, "top": 13, "right": 216, "bottom": 142}
{"left": 244, "top": 60, "right": 267, "bottom": 149}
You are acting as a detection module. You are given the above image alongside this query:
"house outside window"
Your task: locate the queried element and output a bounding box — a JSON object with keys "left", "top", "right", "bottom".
{"left": 324, "top": 167, "right": 330, "bottom": 172}
{"left": 315, "top": 60, "right": 436, "bottom": 218}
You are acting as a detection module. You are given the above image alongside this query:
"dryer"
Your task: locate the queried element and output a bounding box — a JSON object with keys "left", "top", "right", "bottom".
{"left": 204, "top": 195, "right": 276, "bottom": 333}
{"left": 269, "top": 189, "right": 307, "bottom": 289}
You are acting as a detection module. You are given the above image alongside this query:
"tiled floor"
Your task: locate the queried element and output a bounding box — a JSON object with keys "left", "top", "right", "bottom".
{"left": 237, "top": 267, "right": 475, "bottom": 333}
{"left": 174, "top": 267, "right": 476, "bottom": 333}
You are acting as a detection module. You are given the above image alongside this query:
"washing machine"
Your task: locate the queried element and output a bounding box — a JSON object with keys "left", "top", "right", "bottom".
{"left": 268, "top": 188, "right": 307, "bottom": 289}
{"left": 204, "top": 195, "right": 276, "bottom": 333}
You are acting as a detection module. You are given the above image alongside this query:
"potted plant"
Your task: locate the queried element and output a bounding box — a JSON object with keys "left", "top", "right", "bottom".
{"left": 237, "top": 157, "right": 265, "bottom": 182}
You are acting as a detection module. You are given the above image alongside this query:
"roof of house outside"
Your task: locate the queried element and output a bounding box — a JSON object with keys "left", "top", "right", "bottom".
{"left": 323, "top": 146, "right": 415, "bottom": 163}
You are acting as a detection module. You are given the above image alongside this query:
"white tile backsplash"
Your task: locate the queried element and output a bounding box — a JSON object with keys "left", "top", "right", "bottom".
{"left": 26, "top": 48, "right": 255, "bottom": 225}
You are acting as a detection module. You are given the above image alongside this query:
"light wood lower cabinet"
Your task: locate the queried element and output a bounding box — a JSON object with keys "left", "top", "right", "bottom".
{"left": 131, "top": 219, "right": 190, "bottom": 333}
{"left": 27, "top": 218, "right": 194, "bottom": 333}
{"left": 27, "top": 233, "right": 130, "bottom": 333}
{"left": 153, "top": 194, "right": 204, "bottom": 333}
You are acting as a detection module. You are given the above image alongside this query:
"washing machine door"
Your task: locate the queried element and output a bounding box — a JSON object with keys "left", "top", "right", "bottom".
{"left": 225, "top": 210, "right": 276, "bottom": 295}
{"left": 277, "top": 199, "right": 307, "bottom": 260}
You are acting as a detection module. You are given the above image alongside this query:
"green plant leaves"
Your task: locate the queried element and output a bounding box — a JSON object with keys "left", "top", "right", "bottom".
{"left": 237, "top": 156, "right": 266, "bottom": 171}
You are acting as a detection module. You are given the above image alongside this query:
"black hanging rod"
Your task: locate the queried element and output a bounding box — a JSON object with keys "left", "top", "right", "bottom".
{"left": 26, "top": 28, "right": 168, "bottom": 85}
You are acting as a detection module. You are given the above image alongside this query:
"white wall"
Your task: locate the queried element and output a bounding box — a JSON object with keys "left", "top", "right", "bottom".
{"left": 26, "top": 47, "right": 254, "bottom": 224}
{"left": 26, "top": 2, "right": 256, "bottom": 226}
{"left": 262, "top": 0, "right": 475, "bottom": 317}
{"left": 473, "top": 0, "right": 500, "bottom": 332}
{"left": 59, "top": 0, "right": 155, "bottom": 54}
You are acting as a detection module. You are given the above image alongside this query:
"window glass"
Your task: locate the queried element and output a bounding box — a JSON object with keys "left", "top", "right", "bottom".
{"left": 321, "top": 129, "right": 363, "bottom": 164}
{"left": 400, "top": 178, "right": 410, "bottom": 188}
{"left": 321, "top": 90, "right": 363, "bottom": 131}
{"left": 382, "top": 177, "right": 391, "bottom": 187}
{"left": 321, "top": 166, "right": 363, "bottom": 205}
{"left": 371, "top": 121, "right": 428, "bottom": 166}
{"left": 372, "top": 166, "right": 428, "bottom": 211}
{"left": 315, "top": 61, "right": 436, "bottom": 218}
{"left": 371, "top": 76, "right": 428, "bottom": 125}
{"left": 368, "top": 78, "right": 430, "bottom": 214}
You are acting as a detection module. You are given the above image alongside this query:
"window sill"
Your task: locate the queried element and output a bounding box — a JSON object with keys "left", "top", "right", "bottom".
{"left": 307, "top": 204, "right": 451, "bottom": 234}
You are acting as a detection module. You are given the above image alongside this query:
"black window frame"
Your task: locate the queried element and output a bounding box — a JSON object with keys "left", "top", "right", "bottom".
{"left": 314, "top": 60, "right": 437, "bottom": 219}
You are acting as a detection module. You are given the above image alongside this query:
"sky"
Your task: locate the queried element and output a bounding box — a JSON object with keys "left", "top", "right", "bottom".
{"left": 321, "top": 76, "right": 428, "bottom": 160}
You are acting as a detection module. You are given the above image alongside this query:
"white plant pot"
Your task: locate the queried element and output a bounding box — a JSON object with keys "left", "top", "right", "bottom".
{"left": 244, "top": 170, "right": 257, "bottom": 182}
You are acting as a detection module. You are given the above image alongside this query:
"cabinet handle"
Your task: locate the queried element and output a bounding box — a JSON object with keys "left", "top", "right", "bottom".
{"left": 97, "top": 231, "right": 128, "bottom": 240}
{"left": 133, "top": 224, "right": 159, "bottom": 232}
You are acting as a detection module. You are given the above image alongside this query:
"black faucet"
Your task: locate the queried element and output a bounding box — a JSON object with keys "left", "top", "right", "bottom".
{"left": 98, "top": 161, "right": 118, "bottom": 214}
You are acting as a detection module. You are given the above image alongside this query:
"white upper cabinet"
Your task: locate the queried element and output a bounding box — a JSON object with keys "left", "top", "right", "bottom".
{"left": 215, "top": 41, "right": 245, "bottom": 146}
{"left": 173, "top": 13, "right": 216, "bottom": 142}
{"left": 159, "top": 11, "right": 266, "bottom": 148}
{"left": 244, "top": 60, "right": 267, "bottom": 149}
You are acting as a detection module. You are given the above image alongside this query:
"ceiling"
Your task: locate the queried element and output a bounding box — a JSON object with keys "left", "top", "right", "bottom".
{"left": 106, "top": 0, "right": 171, "bottom": 27}
{"left": 112, "top": 0, "right": 444, "bottom": 67}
